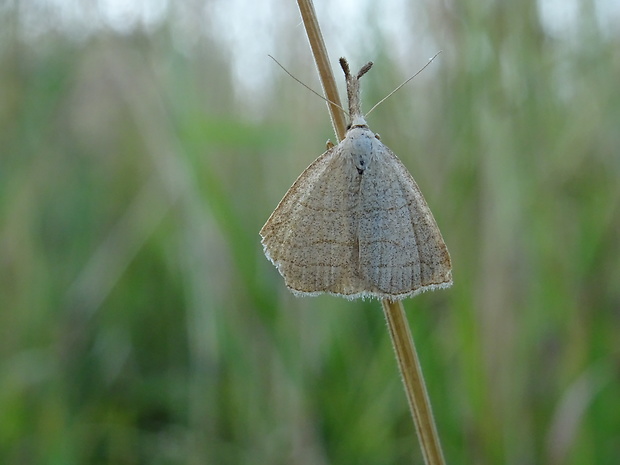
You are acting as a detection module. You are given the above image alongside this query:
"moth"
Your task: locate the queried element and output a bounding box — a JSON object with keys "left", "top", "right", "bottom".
{"left": 260, "top": 58, "right": 452, "bottom": 300}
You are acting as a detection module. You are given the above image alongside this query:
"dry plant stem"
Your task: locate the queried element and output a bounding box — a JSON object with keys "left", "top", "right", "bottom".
{"left": 296, "top": 0, "right": 346, "bottom": 141}
{"left": 296, "top": 1, "right": 447, "bottom": 463}
{"left": 382, "top": 299, "right": 446, "bottom": 465}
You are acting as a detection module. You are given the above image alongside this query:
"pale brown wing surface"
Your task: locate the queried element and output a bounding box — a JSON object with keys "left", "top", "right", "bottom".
{"left": 260, "top": 144, "right": 368, "bottom": 296}
{"left": 358, "top": 143, "right": 452, "bottom": 298}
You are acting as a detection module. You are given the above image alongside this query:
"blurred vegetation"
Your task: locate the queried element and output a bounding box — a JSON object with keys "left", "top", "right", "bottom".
{"left": 1, "top": 1, "right": 619, "bottom": 464}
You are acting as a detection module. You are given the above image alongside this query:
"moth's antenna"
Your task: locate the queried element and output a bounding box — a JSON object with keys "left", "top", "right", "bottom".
{"left": 365, "top": 51, "right": 442, "bottom": 118}
{"left": 268, "top": 55, "right": 348, "bottom": 117}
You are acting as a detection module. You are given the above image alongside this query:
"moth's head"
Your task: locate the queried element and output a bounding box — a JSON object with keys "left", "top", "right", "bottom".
{"left": 340, "top": 58, "right": 373, "bottom": 123}
{"left": 348, "top": 115, "right": 368, "bottom": 130}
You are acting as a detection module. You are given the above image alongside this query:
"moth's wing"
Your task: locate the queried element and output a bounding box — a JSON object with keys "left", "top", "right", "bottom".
{"left": 260, "top": 145, "right": 366, "bottom": 296}
{"left": 358, "top": 144, "right": 452, "bottom": 299}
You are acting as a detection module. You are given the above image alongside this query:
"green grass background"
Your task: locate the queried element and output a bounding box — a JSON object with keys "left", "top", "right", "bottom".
{"left": 1, "top": 1, "right": 619, "bottom": 464}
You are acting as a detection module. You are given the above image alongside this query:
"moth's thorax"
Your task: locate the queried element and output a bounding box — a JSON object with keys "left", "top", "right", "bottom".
{"left": 342, "top": 124, "right": 380, "bottom": 175}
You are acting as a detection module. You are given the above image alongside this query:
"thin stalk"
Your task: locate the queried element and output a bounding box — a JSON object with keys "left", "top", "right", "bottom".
{"left": 296, "top": 0, "right": 346, "bottom": 141}
{"left": 382, "top": 299, "right": 446, "bottom": 465}
{"left": 295, "top": 1, "right": 447, "bottom": 463}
